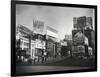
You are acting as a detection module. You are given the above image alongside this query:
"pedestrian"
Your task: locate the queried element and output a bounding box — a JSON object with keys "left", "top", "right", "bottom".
{"left": 43, "top": 51, "right": 47, "bottom": 63}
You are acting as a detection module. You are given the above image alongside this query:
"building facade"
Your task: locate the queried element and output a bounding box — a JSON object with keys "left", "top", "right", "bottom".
{"left": 72, "top": 16, "right": 95, "bottom": 57}
{"left": 46, "top": 26, "right": 58, "bottom": 58}
{"left": 16, "top": 25, "right": 46, "bottom": 62}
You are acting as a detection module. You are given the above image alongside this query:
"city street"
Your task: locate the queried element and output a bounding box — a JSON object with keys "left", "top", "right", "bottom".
{"left": 16, "top": 57, "right": 95, "bottom": 75}
{"left": 16, "top": 65, "right": 90, "bottom": 75}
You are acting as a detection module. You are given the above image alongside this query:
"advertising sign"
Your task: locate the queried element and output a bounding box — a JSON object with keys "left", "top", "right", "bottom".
{"left": 35, "top": 39, "right": 45, "bottom": 49}
{"left": 47, "top": 26, "right": 58, "bottom": 38}
{"left": 73, "top": 31, "right": 85, "bottom": 45}
{"left": 72, "top": 45, "right": 85, "bottom": 53}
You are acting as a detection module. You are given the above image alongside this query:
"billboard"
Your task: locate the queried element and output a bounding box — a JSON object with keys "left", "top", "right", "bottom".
{"left": 72, "top": 45, "right": 85, "bottom": 54}
{"left": 72, "top": 30, "right": 85, "bottom": 45}
{"left": 46, "top": 26, "right": 58, "bottom": 38}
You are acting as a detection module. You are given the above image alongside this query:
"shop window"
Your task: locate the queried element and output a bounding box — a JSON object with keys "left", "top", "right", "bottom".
{"left": 24, "top": 42, "right": 29, "bottom": 47}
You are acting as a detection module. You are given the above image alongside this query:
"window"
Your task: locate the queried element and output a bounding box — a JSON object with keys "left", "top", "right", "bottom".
{"left": 24, "top": 42, "right": 29, "bottom": 47}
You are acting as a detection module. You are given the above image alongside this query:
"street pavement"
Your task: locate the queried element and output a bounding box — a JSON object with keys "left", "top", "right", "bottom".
{"left": 16, "top": 57, "right": 95, "bottom": 75}
{"left": 16, "top": 65, "right": 90, "bottom": 75}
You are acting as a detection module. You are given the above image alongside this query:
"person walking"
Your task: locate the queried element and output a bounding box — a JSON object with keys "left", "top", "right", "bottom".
{"left": 43, "top": 51, "right": 47, "bottom": 63}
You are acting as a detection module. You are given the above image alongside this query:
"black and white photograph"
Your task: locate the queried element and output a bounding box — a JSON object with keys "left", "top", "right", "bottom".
{"left": 11, "top": 1, "right": 97, "bottom": 76}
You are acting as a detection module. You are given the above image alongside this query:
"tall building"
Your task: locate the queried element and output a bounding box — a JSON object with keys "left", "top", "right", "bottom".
{"left": 46, "top": 26, "right": 58, "bottom": 57}
{"left": 16, "top": 25, "right": 46, "bottom": 61}
{"left": 33, "top": 20, "right": 45, "bottom": 35}
{"left": 73, "top": 16, "right": 92, "bottom": 30}
{"left": 72, "top": 16, "right": 94, "bottom": 57}
{"left": 73, "top": 16, "right": 87, "bottom": 30}
{"left": 34, "top": 34, "right": 46, "bottom": 58}
{"left": 84, "top": 29, "right": 95, "bottom": 55}
{"left": 16, "top": 25, "right": 33, "bottom": 58}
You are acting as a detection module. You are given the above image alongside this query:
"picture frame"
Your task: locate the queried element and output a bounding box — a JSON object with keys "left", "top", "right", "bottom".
{"left": 11, "top": 0, "right": 97, "bottom": 76}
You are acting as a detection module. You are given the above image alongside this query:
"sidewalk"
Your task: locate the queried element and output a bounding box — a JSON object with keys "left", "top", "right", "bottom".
{"left": 45, "top": 56, "right": 69, "bottom": 64}
{"left": 16, "top": 56, "right": 69, "bottom": 65}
